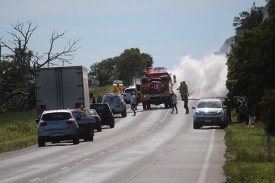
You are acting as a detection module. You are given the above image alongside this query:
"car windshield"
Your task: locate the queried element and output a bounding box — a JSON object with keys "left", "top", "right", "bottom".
{"left": 72, "top": 111, "right": 86, "bottom": 117}
{"left": 102, "top": 95, "right": 120, "bottom": 103}
{"left": 42, "top": 112, "right": 71, "bottom": 121}
{"left": 90, "top": 110, "right": 97, "bottom": 115}
{"left": 92, "top": 105, "right": 109, "bottom": 111}
{"left": 197, "top": 101, "right": 221, "bottom": 108}
{"left": 125, "top": 89, "right": 135, "bottom": 93}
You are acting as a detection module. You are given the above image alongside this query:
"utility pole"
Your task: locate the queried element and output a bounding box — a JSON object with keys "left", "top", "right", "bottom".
{"left": 0, "top": 44, "right": 2, "bottom": 60}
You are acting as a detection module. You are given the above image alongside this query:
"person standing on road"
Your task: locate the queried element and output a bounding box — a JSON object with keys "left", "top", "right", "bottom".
{"left": 184, "top": 90, "right": 189, "bottom": 114}
{"left": 223, "top": 97, "right": 232, "bottom": 124}
{"left": 130, "top": 92, "right": 136, "bottom": 116}
{"left": 171, "top": 93, "right": 178, "bottom": 114}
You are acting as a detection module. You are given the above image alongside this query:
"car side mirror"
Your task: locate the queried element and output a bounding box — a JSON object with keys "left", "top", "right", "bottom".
{"left": 35, "top": 119, "right": 40, "bottom": 124}
{"left": 192, "top": 106, "right": 196, "bottom": 109}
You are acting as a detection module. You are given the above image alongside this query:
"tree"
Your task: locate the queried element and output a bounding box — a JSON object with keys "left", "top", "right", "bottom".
{"left": 115, "top": 48, "right": 153, "bottom": 86}
{"left": 259, "top": 89, "right": 275, "bottom": 162}
{"left": 89, "top": 58, "right": 117, "bottom": 86}
{"left": 0, "top": 21, "right": 80, "bottom": 112}
{"left": 89, "top": 48, "right": 153, "bottom": 87}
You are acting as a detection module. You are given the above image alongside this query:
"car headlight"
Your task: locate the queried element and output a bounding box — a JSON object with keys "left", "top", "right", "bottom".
{"left": 195, "top": 110, "right": 200, "bottom": 114}
{"left": 216, "top": 110, "right": 223, "bottom": 114}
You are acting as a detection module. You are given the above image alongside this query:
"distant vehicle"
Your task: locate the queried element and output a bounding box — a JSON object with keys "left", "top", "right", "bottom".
{"left": 123, "top": 87, "right": 136, "bottom": 104}
{"left": 102, "top": 93, "right": 127, "bottom": 117}
{"left": 70, "top": 109, "right": 95, "bottom": 141}
{"left": 90, "top": 103, "right": 115, "bottom": 128}
{"left": 140, "top": 67, "right": 176, "bottom": 109}
{"left": 192, "top": 98, "right": 228, "bottom": 129}
{"left": 89, "top": 109, "right": 102, "bottom": 132}
{"left": 113, "top": 80, "right": 123, "bottom": 86}
{"left": 36, "top": 109, "right": 79, "bottom": 147}
{"left": 35, "top": 66, "right": 90, "bottom": 119}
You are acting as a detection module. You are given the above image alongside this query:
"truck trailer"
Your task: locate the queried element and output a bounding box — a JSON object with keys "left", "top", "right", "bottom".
{"left": 35, "top": 66, "right": 90, "bottom": 118}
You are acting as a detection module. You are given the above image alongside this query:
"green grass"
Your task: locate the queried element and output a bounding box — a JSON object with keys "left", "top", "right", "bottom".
{"left": 224, "top": 122, "right": 275, "bottom": 183}
{"left": 0, "top": 110, "right": 37, "bottom": 153}
{"left": 90, "top": 85, "right": 124, "bottom": 101}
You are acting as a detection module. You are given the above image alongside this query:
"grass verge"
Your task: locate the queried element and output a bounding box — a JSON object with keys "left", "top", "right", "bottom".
{"left": 90, "top": 85, "right": 117, "bottom": 99}
{"left": 0, "top": 110, "right": 37, "bottom": 153}
{"left": 224, "top": 122, "right": 275, "bottom": 183}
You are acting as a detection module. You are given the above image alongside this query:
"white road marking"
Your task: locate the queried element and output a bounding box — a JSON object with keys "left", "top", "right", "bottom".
{"left": 61, "top": 166, "right": 69, "bottom": 170}
{"left": 197, "top": 129, "right": 215, "bottom": 183}
{"left": 29, "top": 177, "right": 40, "bottom": 182}
{"left": 99, "top": 152, "right": 105, "bottom": 155}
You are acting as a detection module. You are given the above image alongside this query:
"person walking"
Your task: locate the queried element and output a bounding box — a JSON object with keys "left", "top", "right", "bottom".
{"left": 171, "top": 93, "right": 178, "bottom": 114}
{"left": 130, "top": 92, "right": 136, "bottom": 116}
{"left": 184, "top": 90, "right": 189, "bottom": 114}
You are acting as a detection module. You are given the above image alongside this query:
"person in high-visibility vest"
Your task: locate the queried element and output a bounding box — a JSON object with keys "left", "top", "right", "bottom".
{"left": 114, "top": 83, "right": 122, "bottom": 93}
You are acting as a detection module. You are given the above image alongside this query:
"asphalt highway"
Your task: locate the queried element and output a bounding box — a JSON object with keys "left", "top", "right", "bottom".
{"left": 0, "top": 100, "right": 226, "bottom": 183}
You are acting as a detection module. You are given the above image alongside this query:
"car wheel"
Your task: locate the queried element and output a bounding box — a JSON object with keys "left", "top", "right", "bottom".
{"left": 143, "top": 104, "right": 147, "bottom": 110}
{"left": 110, "top": 119, "right": 115, "bottom": 128}
{"left": 73, "top": 134, "right": 79, "bottom": 144}
{"left": 220, "top": 123, "right": 227, "bottom": 129}
{"left": 97, "top": 123, "right": 102, "bottom": 132}
{"left": 121, "top": 111, "right": 127, "bottom": 117}
{"left": 38, "top": 138, "right": 45, "bottom": 147}
{"left": 87, "top": 126, "right": 94, "bottom": 141}
{"left": 193, "top": 123, "right": 200, "bottom": 129}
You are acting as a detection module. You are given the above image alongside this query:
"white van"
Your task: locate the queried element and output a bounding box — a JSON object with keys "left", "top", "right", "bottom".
{"left": 123, "top": 87, "right": 136, "bottom": 104}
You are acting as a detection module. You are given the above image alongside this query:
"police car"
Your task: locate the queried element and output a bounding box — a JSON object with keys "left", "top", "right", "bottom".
{"left": 102, "top": 93, "right": 127, "bottom": 117}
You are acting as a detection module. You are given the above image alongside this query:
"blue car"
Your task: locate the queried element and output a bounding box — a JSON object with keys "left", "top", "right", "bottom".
{"left": 36, "top": 109, "right": 79, "bottom": 147}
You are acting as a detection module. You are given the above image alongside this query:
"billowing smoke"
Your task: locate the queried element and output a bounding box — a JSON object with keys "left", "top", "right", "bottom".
{"left": 170, "top": 53, "right": 228, "bottom": 99}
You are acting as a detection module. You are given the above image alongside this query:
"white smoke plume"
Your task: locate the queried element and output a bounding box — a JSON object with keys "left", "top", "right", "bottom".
{"left": 170, "top": 53, "right": 229, "bottom": 99}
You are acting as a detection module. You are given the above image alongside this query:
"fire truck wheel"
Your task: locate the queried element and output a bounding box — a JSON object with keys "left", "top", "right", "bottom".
{"left": 143, "top": 104, "right": 147, "bottom": 110}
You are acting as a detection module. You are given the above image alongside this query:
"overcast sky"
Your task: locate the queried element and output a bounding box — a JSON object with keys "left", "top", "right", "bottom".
{"left": 0, "top": 0, "right": 267, "bottom": 71}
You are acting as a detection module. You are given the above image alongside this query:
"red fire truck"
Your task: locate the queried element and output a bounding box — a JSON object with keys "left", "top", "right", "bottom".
{"left": 140, "top": 67, "right": 176, "bottom": 109}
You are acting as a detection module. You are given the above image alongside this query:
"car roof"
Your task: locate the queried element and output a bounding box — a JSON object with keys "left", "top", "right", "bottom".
{"left": 199, "top": 98, "right": 221, "bottom": 102}
{"left": 105, "top": 92, "right": 122, "bottom": 95}
{"left": 42, "top": 109, "right": 71, "bottom": 114}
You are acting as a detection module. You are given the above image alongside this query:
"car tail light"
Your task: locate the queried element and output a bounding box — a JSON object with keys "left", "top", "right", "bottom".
{"left": 67, "top": 118, "right": 76, "bottom": 124}
{"left": 121, "top": 102, "right": 124, "bottom": 108}
{"left": 95, "top": 116, "right": 100, "bottom": 120}
{"left": 39, "top": 120, "right": 47, "bottom": 126}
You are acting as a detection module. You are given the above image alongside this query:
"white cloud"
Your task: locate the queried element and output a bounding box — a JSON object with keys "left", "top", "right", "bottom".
{"left": 170, "top": 54, "right": 228, "bottom": 99}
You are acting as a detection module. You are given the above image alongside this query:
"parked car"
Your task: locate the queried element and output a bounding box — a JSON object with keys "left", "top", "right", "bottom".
{"left": 70, "top": 109, "right": 95, "bottom": 141}
{"left": 123, "top": 87, "right": 136, "bottom": 104}
{"left": 89, "top": 109, "right": 102, "bottom": 132}
{"left": 102, "top": 93, "right": 127, "bottom": 117}
{"left": 192, "top": 98, "right": 228, "bottom": 129}
{"left": 36, "top": 109, "right": 79, "bottom": 147}
{"left": 90, "top": 103, "right": 115, "bottom": 128}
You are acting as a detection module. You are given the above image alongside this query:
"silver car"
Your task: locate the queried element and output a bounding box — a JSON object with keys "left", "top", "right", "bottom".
{"left": 123, "top": 87, "right": 136, "bottom": 104}
{"left": 36, "top": 109, "right": 79, "bottom": 147}
{"left": 192, "top": 99, "right": 228, "bottom": 129}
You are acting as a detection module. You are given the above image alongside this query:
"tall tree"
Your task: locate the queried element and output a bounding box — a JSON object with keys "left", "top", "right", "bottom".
{"left": 0, "top": 21, "right": 80, "bottom": 112}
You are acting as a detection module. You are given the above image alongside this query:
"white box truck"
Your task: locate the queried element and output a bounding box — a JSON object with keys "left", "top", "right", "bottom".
{"left": 35, "top": 66, "right": 90, "bottom": 118}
